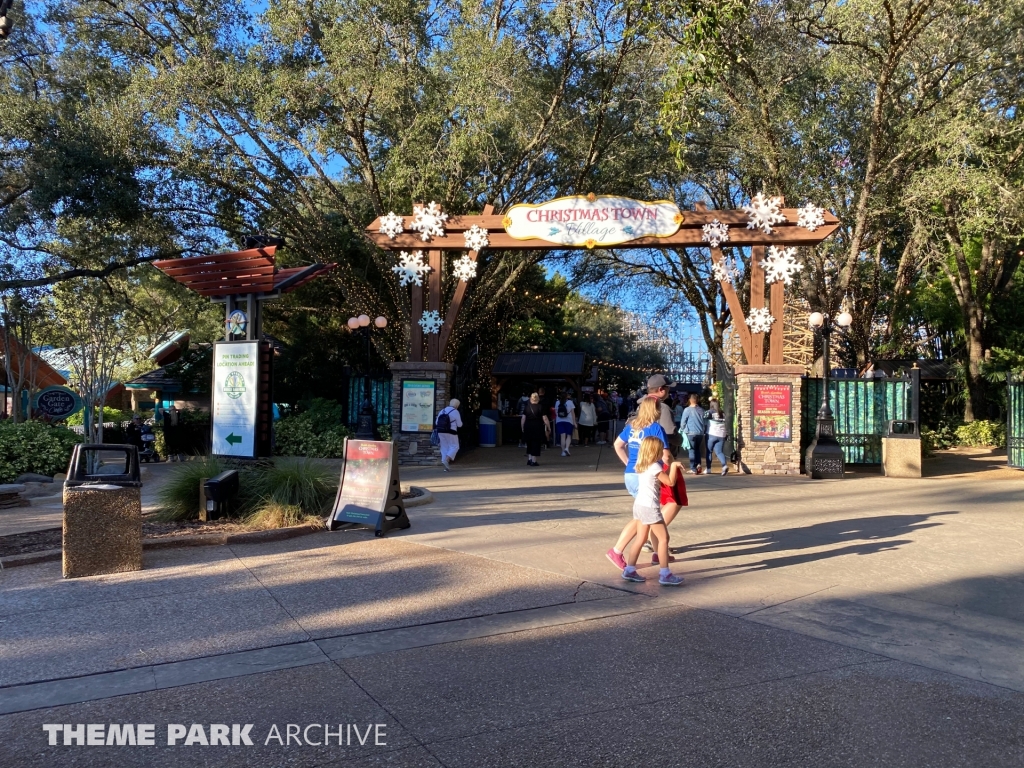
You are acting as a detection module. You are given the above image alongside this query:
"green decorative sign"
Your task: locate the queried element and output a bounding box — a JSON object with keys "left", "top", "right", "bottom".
{"left": 32, "top": 386, "right": 83, "bottom": 420}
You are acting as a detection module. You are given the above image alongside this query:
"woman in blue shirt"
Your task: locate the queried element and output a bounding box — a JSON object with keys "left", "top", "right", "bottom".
{"left": 679, "top": 394, "right": 707, "bottom": 474}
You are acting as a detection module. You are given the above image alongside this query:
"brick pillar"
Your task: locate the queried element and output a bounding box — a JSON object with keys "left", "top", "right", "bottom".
{"left": 735, "top": 364, "right": 805, "bottom": 475}
{"left": 389, "top": 361, "right": 454, "bottom": 466}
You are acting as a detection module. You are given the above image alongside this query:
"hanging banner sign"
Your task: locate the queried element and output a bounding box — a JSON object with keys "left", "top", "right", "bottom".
{"left": 503, "top": 195, "right": 683, "bottom": 248}
{"left": 211, "top": 340, "right": 259, "bottom": 457}
{"left": 32, "top": 386, "right": 83, "bottom": 420}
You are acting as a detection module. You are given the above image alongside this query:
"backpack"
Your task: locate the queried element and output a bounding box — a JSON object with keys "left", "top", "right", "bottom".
{"left": 436, "top": 408, "right": 452, "bottom": 434}
{"left": 557, "top": 401, "right": 568, "bottom": 418}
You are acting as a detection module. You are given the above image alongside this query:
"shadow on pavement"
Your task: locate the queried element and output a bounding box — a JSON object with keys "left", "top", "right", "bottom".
{"left": 673, "top": 511, "right": 958, "bottom": 574}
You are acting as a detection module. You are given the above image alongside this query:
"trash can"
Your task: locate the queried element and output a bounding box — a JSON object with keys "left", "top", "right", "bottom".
{"left": 881, "top": 420, "right": 922, "bottom": 478}
{"left": 62, "top": 444, "right": 143, "bottom": 579}
{"left": 479, "top": 414, "right": 497, "bottom": 448}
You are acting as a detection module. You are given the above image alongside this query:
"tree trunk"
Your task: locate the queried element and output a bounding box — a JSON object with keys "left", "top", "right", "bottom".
{"left": 963, "top": 305, "right": 985, "bottom": 422}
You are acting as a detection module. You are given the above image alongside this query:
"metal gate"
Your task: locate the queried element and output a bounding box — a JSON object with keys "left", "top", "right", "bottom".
{"left": 801, "top": 377, "right": 913, "bottom": 464}
{"left": 1009, "top": 373, "right": 1024, "bottom": 469}
{"left": 347, "top": 377, "right": 391, "bottom": 428}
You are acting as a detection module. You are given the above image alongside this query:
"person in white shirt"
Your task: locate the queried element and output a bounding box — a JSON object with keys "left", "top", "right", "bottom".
{"left": 554, "top": 391, "right": 576, "bottom": 456}
{"left": 435, "top": 399, "right": 463, "bottom": 471}
{"left": 577, "top": 393, "right": 597, "bottom": 446}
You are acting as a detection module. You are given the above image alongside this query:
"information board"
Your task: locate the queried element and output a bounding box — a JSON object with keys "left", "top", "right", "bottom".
{"left": 751, "top": 383, "right": 793, "bottom": 442}
{"left": 400, "top": 379, "right": 436, "bottom": 433}
{"left": 211, "top": 341, "right": 259, "bottom": 457}
{"left": 330, "top": 439, "right": 411, "bottom": 536}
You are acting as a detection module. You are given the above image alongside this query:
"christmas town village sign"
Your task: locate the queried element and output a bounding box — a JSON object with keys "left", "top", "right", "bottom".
{"left": 367, "top": 193, "right": 840, "bottom": 474}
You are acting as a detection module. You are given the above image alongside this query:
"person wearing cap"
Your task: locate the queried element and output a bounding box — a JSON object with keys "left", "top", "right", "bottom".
{"left": 643, "top": 374, "right": 680, "bottom": 457}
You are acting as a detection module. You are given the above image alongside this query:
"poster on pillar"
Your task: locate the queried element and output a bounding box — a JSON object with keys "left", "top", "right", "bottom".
{"left": 751, "top": 383, "right": 792, "bottom": 442}
{"left": 211, "top": 341, "right": 260, "bottom": 457}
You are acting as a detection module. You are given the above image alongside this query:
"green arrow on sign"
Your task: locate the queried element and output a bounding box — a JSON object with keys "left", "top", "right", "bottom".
{"left": 226, "top": 433, "right": 242, "bottom": 446}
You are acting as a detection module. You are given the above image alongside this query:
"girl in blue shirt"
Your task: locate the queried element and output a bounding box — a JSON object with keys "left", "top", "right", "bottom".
{"left": 606, "top": 397, "right": 673, "bottom": 570}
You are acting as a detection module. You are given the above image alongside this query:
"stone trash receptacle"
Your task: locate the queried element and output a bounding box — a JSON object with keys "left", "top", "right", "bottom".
{"left": 62, "top": 444, "right": 143, "bottom": 579}
{"left": 881, "top": 420, "right": 922, "bottom": 478}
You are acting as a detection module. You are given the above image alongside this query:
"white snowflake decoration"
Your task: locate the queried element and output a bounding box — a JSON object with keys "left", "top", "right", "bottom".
{"left": 712, "top": 256, "right": 741, "bottom": 284}
{"left": 760, "top": 246, "right": 804, "bottom": 285}
{"left": 452, "top": 255, "right": 478, "bottom": 282}
{"left": 746, "top": 307, "right": 775, "bottom": 334}
{"left": 702, "top": 219, "right": 730, "bottom": 248}
{"left": 463, "top": 225, "right": 489, "bottom": 252}
{"left": 797, "top": 203, "right": 826, "bottom": 232}
{"left": 391, "top": 250, "right": 431, "bottom": 286}
{"left": 410, "top": 201, "right": 448, "bottom": 241}
{"left": 418, "top": 310, "right": 443, "bottom": 335}
{"left": 743, "top": 192, "right": 787, "bottom": 234}
{"left": 379, "top": 211, "right": 405, "bottom": 239}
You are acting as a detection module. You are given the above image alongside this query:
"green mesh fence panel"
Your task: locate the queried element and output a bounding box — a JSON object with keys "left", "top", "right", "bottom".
{"left": 801, "top": 378, "right": 911, "bottom": 464}
{"left": 1009, "top": 374, "right": 1024, "bottom": 470}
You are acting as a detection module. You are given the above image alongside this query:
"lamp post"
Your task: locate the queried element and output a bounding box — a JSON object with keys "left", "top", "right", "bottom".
{"left": 348, "top": 314, "right": 388, "bottom": 440}
{"left": 804, "top": 309, "right": 853, "bottom": 479}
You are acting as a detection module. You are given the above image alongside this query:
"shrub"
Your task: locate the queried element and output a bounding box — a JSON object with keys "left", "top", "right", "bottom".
{"left": 251, "top": 457, "right": 336, "bottom": 513}
{"left": 155, "top": 456, "right": 335, "bottom": 522}
{"left": 245, "top": 502, "right": 325, "bottom": 531}
{"left": 955, "top": 420, "right": 1007, "bottom": 448}
{"left": 0, "top": 422, "right": 83, "bottom": 482}
{"left": 66, "top": 407, "right": 133, "bottom": 426}
{"left": 274, "top": 398, "right": 352, "bottom": 457}
{"left": 921, "top": 422, "right": 960, "bottom": 456}
{"left": 154, "top": 456, "right": 259, "bottom": 521}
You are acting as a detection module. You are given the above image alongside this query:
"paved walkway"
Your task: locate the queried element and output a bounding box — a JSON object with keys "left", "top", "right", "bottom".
{"left": 1, "top": 446, "right": 1021, "bottom": 766}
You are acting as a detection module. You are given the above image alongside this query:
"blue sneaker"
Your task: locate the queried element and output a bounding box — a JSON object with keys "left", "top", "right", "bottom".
{"left": 621, "top": 569, "right": 646, "bottom": 583}
{"left": 659, "top": 573, "right": 685, "bottom": 586}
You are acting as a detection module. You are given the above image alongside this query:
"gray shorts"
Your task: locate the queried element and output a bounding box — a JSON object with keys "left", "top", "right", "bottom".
{"left": 632, "top": 504, "right": 663, "bottom": 525}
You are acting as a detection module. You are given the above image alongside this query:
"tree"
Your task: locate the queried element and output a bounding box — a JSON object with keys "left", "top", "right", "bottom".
{"left": 0, "top": 288, "right": 46, "bottom": 421}
{"left": 50, "top": 280, "right": 133, "bottom": 444}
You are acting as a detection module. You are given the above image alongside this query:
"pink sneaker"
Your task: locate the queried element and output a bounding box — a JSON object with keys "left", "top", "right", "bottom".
{"left": 606, "top": 548, "right": 627, "bottom": 570}
{"left": 651, "top": 554, "right": 677, "bottom": 565}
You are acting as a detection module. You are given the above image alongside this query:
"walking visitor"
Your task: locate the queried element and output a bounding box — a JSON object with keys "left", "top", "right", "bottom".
{"left": 435, "top": 399, "right": 463, "bottom": 471}
{"left": 706, "top": 397, "right": 729, "bottom": 475}
{"left": 606, "top": 396, "right": 673, "bottom": 569}
{"left": 578, "top": 393, "right": 597, "bottom": 446}
{"left": 680, "top": 393, "right": 707, "bottom": 475}
{"left": 554, "top": 391, "right": 576, "bottom": 456}
{"left": 595, "top": 392, "right": 611, "bottom": 445}
{"left": 521, "top": 393, "right": 550, "bottom": 467}
{"left": 620, "top": 436, "right": 685, "bottom": 586}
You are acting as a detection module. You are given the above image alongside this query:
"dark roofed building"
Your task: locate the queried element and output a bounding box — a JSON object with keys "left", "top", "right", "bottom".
{"left": 492, "top": 352, "right": 586, "bottom": 378}
{"left": 863, "top": 359, "right": 953, "bottom": 381}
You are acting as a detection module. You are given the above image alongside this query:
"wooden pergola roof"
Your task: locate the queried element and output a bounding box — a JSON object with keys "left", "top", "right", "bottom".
{"left": 153, "top": 246, "right": 335, "bottom": 297}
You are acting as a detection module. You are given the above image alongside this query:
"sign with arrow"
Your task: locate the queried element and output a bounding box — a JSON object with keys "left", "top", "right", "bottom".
{"left": 211, "top": 341, "right": 259, "bottom": 458}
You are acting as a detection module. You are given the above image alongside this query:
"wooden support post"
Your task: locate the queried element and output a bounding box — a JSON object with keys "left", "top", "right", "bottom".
{"left": 439, "top": 204, "right": 493, "bottom": 359}
{"left": 749, "top": 246, "right": 766, "bottom": 365}
{"left": 711, "top": 248, "right": 752, "bottom": 362}
{"left": 769, "top": 280, "right": 785, "bottom": 365}
{"left": 410, "top": 285, "right": 424, "bottom": 362}
{"left": 427, "top": 249, "right": 442, "bottom": 362}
